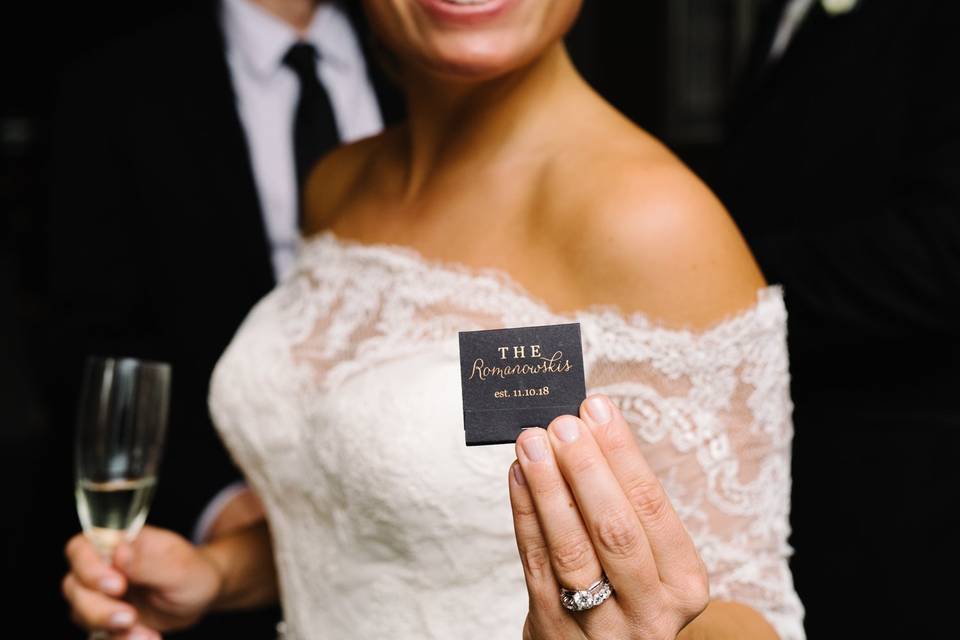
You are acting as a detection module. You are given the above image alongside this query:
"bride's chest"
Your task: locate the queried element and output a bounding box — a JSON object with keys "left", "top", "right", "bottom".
{"left": 217, "top": 267, "right": 536, "bottom": 516}
{"left": 213, "top": 233, "right": 754, "bottom": 515}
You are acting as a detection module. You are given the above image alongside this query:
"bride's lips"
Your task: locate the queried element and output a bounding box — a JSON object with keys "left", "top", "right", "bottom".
{"left": 416, "top": 0, "right": 519, "bottom": 25}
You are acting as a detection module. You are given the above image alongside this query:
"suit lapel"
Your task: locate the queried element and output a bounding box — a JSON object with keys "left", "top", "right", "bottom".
{"left": 731, "top": 0, "right": 832, "bottom": 125}
{"left": 366, "top": 49, "right": 406, "bottom": 127}
{"left": 343, "top": 0, "right": 406, "bottom": 126}
{"left": 168, "top": 0, "right": 276, "bottom": 288}
{"left": 741, "top": 1, "right": 834, "bottom": 86}
{"left": 772, "top": 1, "right": 830, "bottom": 71}
{"left": 740, "top": 0, "right": 792, "bottom": 88}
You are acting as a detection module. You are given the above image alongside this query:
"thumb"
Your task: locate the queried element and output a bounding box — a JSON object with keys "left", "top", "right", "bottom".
{"left": 113, "top": 526, "right": 191, "bottom": 591}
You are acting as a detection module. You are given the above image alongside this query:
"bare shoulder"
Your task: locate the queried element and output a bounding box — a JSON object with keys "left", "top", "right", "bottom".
{"left": 549, "top": 129, "right": 765, "bottom": 329}
{"left": 301, "top": 128, "right": 400, "bottom": 235}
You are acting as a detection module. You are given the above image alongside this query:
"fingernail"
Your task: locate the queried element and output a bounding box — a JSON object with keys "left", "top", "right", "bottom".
{"left": 109, "top": 609, "right": 134, "bottom": 628}
{"left": 129, "top": 631, "right": 151, "bottom": 640}
{"left": 512, "top": 462, "right": 526, "bottom": 485}
{"left": 552, "top": 416, "right": 581, "bottom": 443}
{"left": 521, "top": 436, "right": 548, "bottom": 462}
{"left": 99, "top": 575, "right": 122, "bottom": 593}
{"left": 586, "top": 396, "right": 612, "bottom": 425}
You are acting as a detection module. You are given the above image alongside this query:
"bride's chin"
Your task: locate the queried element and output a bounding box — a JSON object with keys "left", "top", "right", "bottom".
{"left": 407, "top": 40, "right": 538, "bottom": 82}
{"left": 417, "top": 56, "right": 518, "bottom": 83}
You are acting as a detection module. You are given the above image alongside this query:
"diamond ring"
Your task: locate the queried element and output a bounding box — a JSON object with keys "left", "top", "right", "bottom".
{"left": 559, "top": 574, "right": 614, "bottom": 612}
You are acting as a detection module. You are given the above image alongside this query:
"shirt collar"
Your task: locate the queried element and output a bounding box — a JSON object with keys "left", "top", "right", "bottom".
{"left": 221, "top": 0, "right": 361, "bottom": 79}
{"left": 306, "top": 2, "right": 364, "bottom": 71}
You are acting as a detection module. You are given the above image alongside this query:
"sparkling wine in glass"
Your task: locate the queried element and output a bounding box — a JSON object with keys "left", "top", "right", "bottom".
{"left": 74, "top": 357, "right": 170, "bottom": 637}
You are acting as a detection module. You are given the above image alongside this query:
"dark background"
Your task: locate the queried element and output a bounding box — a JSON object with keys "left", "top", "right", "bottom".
{"left": 1, "top": 1, "right": 764, "bottom": 636}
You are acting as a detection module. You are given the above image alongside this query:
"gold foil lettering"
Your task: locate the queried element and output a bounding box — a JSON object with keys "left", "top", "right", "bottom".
{"left": 467, "top": 351, "right": 573, "bottom": 382}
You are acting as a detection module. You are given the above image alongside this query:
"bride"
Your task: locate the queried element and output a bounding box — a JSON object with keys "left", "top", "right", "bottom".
{"left": 62, "top": 0, "right": 804, "bottom": 638}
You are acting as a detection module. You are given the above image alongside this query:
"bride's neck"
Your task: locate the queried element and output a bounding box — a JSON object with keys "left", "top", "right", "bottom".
{"left": 398, "top": 44, "right": 586, "bottom": 198}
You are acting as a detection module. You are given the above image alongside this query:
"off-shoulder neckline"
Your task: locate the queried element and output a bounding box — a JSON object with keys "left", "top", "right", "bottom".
{"left": 299, "top": 229, "right": 784, "bottom": 337}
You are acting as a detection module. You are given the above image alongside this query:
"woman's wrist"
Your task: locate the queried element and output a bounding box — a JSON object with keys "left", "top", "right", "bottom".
{"left": 195, "top": 521, "right": 279, "bottom": 612}
{"left": 195, "top": 539, "right": 232, "bottom": 612}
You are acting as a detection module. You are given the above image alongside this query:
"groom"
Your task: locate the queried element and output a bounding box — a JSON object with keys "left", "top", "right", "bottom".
{"left": 711, "top": 0, "right": 960, "bottom": 636}
{"left": 48, "top": 0, "right": 401, "bottom": 637}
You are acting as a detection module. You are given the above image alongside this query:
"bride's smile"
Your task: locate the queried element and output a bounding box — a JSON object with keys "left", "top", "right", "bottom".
{"left": 419, "top": 0, "right": 519, "bottom": 23}
{"left": 364, "top": 0, "right": 582, "bottom": 78}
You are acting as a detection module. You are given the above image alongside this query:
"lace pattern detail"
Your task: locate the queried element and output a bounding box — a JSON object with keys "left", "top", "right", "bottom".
{"left": 209, "top": 231, "right": 805, "bottom": 640}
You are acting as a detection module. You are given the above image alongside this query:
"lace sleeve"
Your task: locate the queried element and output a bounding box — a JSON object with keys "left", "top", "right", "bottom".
{"left": 580, "top": 287, "right": 804, "bottom": 640}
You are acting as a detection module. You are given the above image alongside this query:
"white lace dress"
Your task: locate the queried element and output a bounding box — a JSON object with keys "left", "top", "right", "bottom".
{"left": 208, "top": 230, "right": 805, "bottom": 640}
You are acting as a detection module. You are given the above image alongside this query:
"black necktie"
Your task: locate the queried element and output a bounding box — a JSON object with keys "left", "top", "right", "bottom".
{"left": 282, "top": 42, "right": 340, "bottom": 227}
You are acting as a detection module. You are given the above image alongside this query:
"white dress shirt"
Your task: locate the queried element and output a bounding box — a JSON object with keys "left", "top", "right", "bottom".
{"left": 221, "top": 0, "right": 383, "bottom": 280}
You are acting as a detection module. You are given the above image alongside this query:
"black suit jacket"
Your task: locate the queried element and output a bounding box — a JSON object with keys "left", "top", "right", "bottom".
{"left": 47, "top": 2, "right": 402, "bottom": 637}
{"left": 710, "top": 1, "right": 960, "bottom": 635}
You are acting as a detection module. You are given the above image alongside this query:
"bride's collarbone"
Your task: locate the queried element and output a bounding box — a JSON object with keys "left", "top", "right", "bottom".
{"left": 307, "top": 146, "right": 758, "bottom": 326}
{"left": 313, "top": 210, "right": 596, "bottom": 314}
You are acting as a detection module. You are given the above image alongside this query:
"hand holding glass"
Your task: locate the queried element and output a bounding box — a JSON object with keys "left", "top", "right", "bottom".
{"left": 74, "top": 357, "right": 170, "bottom": 637}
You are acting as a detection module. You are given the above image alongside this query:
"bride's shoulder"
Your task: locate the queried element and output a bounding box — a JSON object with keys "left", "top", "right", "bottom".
{"left": 302, "top": 128, "right": 402, "bottom": 234}
{"left": 546, "top": 126, "right": 767, "bottom": 329}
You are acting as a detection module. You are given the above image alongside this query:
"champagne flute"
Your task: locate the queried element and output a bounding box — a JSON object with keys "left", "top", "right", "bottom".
{"left": 74, "top": 356, "right": 170, "bottom": 639}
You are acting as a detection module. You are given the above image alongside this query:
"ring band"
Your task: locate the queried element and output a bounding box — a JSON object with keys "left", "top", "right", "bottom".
{"left": 560, "top": 574, "right": 614, "bottom": 612}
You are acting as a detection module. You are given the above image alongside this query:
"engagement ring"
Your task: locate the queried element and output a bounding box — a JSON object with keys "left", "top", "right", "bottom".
{"left": 560, "top": 574, "right": 613, "bottom": 612}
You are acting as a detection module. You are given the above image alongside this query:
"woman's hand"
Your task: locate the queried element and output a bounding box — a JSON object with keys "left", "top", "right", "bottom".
{"left": 62, "top": 525, "right": 222, "bottom": 639}
{"left": 509, "top": 394, "right": 710, "bottom": 640}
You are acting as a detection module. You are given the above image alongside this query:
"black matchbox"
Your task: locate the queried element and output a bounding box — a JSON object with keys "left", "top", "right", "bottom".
{"left": 458, "top": 322, "right": 586, "bottom": 446}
